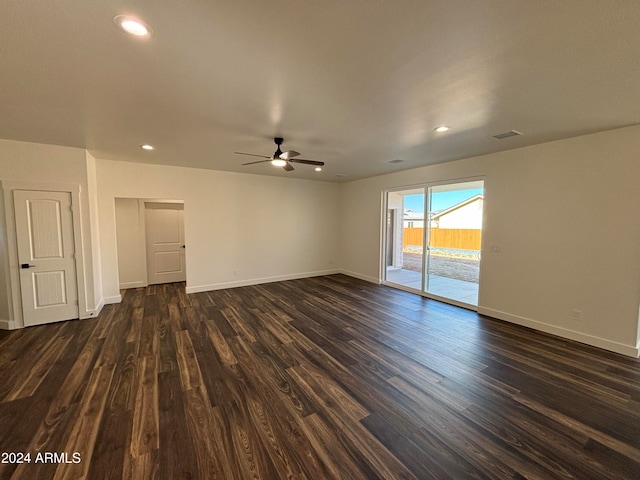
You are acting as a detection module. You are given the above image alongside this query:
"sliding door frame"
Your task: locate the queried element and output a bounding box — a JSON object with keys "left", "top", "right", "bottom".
{"left": 381, "top": 175, "right": 486, "bottom": 311}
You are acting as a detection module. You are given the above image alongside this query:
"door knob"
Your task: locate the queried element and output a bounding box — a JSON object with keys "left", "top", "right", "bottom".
{"left": 21, "top": 263, "right": 36, "bottom": 269}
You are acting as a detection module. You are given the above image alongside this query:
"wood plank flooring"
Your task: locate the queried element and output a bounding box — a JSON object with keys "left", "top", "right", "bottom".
{"left": 0, "top": 274, "right": 639, "bottom": 479}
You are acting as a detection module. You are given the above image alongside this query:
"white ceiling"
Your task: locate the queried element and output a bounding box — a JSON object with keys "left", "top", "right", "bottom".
{"left": 1, "top": 1, "right": 639, "bottom": 182}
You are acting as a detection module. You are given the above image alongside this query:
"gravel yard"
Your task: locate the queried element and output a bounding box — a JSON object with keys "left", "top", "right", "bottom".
{"left": 403, "top": 252, "right": 480, "bottom": 283}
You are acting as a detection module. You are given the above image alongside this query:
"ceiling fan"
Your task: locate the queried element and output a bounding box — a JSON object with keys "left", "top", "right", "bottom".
{"left": 235, "top": 137, "right": 325, "bottom": 172}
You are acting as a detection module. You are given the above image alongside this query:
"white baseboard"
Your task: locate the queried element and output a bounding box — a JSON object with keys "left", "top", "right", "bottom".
{"left": 478, "top": 307, "right": 640, "bottom": 358}
{"left": 103, "top": 294, "right": 122, "bottom": 305}
{"left": 185, "top": 269, "right": 340, "bottom": 294}
{"left": 119, "top": 281, "right": 147, "bottom": 289}
{"left": 80, "top": 298, "right": 105, "bottom": 320}
{"left": 0, "top": 319, "right": 17, "bottom": 330}
{"left": 338, "top": 269, "right": 381, "bottom": 285}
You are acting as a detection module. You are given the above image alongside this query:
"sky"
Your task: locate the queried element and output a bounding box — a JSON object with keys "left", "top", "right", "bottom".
{"left": 404, "top": 188, "right": 483, "bottom": 213}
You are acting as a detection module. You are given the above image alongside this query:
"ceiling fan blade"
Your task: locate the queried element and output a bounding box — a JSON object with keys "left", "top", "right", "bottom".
{"left": 234, "top": 152, "right": 271, "bottom": 159}
{"left": 289, "top": 158, "right": 325, "bottom": 166}
{"left": 279, "top": 150, "right": 300, "bottom": 160}
{"left": 242, "top": 159, "right": 270, "bottom": 166}
{"left": 283, "top": 163, "right": 295, "bottom": 172}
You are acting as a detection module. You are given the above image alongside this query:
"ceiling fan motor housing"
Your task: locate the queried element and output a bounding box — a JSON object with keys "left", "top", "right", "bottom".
{"left": 273, "top": 137, "right": 284, "bottom": 158}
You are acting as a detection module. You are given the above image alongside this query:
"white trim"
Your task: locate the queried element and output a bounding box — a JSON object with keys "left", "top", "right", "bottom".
{"left": 103, "top": 295, "right": 122, "bottom": 304}
{"left": 379, "top": 190, "right": 386, "bottom": 283}
{"left": 138, "top": 199, "right": 148, "bottom": 286}
{"left": 119, "top": 281, "right": 147, "bottom": 289}
{"left": 81, "top": 298, "right": 104, "bottom": 319}
{"left": 339, "top": 270, "right": 380, "bottom": 284}
{"left": 0, "top": 319, "right": 18, "bottom": 330}
{"left": 478, "top": 307, "right": 640, "bottom": 358}
{"left": 185, "top": 269, "right": 340, "bottom": 294}
{"left": 70, "top": 187, "right": 89, "bottom": 319}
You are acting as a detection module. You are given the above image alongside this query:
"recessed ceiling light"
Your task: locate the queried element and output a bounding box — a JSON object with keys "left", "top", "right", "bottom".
{"left": 115, "top": 15, "right": 151, "bottom": 37}
{"left": 141, "top": 144, "right": 154, "bottom": 150}
{"left": 434, "top": 126, "right": 451, "bottom": 133}
{"left": 314, "top": 167, "right": 322, "bottom": 172}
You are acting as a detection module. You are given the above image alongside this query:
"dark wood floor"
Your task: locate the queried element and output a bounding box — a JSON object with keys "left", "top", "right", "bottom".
{"left": 0, "top": 275, "right": 639, "bottom": 479}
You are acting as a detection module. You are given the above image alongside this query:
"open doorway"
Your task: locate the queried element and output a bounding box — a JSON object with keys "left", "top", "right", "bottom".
{"left": 114, "top": 198, "right": 186, "bottom": 289}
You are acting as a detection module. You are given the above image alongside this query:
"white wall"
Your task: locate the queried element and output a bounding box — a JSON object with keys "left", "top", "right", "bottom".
{"left": 85, "top": 151, "right": 103, "bottom": 311}
{"left": 97, "top": 159, "right": 341, "bottom": 301}
{"left": 339, "top": 125, "right": 640, "bottom": 356}
{"left": 115, "top": 198, "right": 147, "bottom": 289}
{"left": 0, "top": 139, "right": 102, "bottom": 325}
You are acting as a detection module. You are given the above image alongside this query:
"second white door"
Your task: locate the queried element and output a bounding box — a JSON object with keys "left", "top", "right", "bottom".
{"left": 145, "top": 203, "right": 186, "bottom": 284}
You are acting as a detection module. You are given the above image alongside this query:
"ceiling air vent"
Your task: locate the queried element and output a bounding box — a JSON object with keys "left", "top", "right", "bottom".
{"left": 491, "top": 130, "right": 523, "bottom": 140}
{"left": 388, "top": 159, "right": 404, "bottom": 164}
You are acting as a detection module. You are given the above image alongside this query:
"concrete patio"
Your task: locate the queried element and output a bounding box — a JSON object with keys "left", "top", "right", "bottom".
{"left": 385, "top": 268, "right": 479, "bottom": 306}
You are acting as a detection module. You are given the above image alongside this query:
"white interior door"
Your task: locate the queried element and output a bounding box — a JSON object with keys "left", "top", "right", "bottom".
{"left": 145, "top": 203, "right": 186, "bottom": 284}
{"left": 14, "top": 190, "right": 79, "bottom": 326}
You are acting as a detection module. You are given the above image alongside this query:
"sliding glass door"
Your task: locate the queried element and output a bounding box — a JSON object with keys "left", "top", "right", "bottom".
{"left": 384, "top": 180, "right": 484, "bottom": 308}
{"left": 424, "top": 181, "right": 483, "bottom": 305}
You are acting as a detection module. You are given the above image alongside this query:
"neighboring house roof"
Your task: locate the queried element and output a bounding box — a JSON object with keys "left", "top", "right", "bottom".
{"left": 403, "top": 194, "right": 483, "bottom": 222}
{"left": 430, "top": 194, "right": 484, "bottom": 220}
{"left": 403, "top": 209, "right": 424, "bottom": 220}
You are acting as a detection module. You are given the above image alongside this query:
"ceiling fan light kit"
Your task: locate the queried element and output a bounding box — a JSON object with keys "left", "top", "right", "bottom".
{"left": 235, "top": 137, "right": 325, "bottom": 172}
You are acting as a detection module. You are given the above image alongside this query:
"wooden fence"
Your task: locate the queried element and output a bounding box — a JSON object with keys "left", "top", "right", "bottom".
{"left": 402, "top": 228, "right": 481, "bottom": 251}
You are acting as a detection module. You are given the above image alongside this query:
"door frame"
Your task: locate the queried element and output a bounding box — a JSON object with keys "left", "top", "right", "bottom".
{"left": 1, "top": 181, "right": 86, "bottom": 329}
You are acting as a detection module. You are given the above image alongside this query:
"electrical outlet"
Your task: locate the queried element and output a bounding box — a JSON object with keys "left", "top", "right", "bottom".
{"left": 232, "top": 270, "right": 238, "bottom": 277}
{"left": 490, "top": 245, "right": 501, "bottom": 253}
{"left": 572, "top": 309, "right": 582, "bottom": 321}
